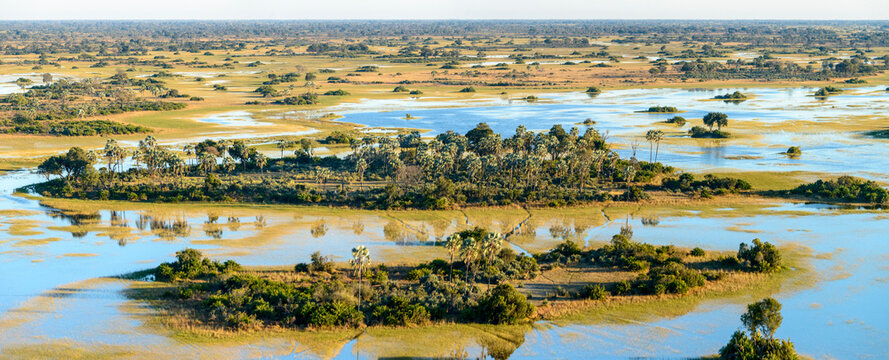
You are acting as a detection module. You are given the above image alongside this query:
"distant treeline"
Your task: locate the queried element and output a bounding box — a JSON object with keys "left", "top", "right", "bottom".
{"left": 2, "top": 20, "right": 889, "bottom": 55}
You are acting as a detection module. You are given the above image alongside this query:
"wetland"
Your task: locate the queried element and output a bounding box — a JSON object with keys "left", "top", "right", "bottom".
{"left": 1, "top": 19, "right": 889, "bottom": 359}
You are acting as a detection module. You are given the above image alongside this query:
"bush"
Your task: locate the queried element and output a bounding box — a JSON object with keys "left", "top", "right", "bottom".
{"left": 458, "top": 87, "right": 476, "bottom": 93}
{"left": 369, "top": 296, "right": 430, "bottom": 326}
{"left": 471, "top": 284, "right": 534, "bottom": 324}
{"left": 581, "top": 284, "right": 608, "bottom": 300}
{"left": 633, "top": 262, "right": 706, "bottom": 295}
{"left": 273, "top": 93, "right": 318, "bottom": 105}
{"left": 688, "top": 126, "right": 730, "bottom": 138}
{"left": 661, "top": 173, "right": 751, "bottom": 195}
{"left": 154, "top": 249, "right": 240, "bottom": 282}
{"left": 644, "top": 105, "right": 679, "bottom": 113}
{"left": 323, "top": 89, "right": 350, "bottom": 96}
{"left": 689, "top": 247, "right": 706, "bottom": 256}
{"left": 612, "top": 280, "right": 632, "bottom": 295}
{"left": 789, "top": 175, "right": 888, "bottom": 204}
{"left": 309, "top": 251, "right": 335, "bottom": 273}
{"left": 665, "top": 116, "right": 686, "bottom": 126}
{"left": 324, "top": 131, "right": 355, "bottom": 144}
{"left": 621, "top": 187, "right": 649, "bottom": 201}
{"left": 737, "top": 239, "right": 782, "bottom": 273}
{"left": 714, "top": 91, "right": 747, "bottom": 100}
{"left": 814, "top": 86, "right": 842, "bottom": 97}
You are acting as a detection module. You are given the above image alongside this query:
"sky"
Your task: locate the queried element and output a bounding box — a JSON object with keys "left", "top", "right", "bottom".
{"left": 0, "top": 0, "right": 887, "bottom": 20}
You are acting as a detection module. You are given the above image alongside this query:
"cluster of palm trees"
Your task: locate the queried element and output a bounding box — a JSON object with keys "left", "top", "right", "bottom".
{"left": 644, "top": 129, "right": 665, "bottom": 163}
{"left": 350, "top": 124, "right": 623, "bottom": 193}
{"left": 132, "top": 136, "right": 186, "bottom": 179}
{"left": 99, "top": 136, "right": 270, "bottom": 181}
{"left": 445, "top": 231, "right": 504, "bottom": 283}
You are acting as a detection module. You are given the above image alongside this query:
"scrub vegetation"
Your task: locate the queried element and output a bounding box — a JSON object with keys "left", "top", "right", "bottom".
{"left": 133, "top": 228, "right": 785, "bottom": 333}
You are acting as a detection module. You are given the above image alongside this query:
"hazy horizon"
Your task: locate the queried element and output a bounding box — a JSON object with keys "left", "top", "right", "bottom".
{"left": 2, "top": 0, "right": 887, "bottom": 21}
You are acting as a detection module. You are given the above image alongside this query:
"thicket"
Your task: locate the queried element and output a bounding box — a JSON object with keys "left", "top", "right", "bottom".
{"left": 788, "top": 176, "right": 889, "bottom": 204}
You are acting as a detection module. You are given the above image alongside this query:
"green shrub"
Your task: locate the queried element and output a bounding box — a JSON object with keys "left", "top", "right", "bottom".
{"left": 154, "top": 248, "right": 240, "bottom": 282}
{"left": 789, "top": 176, "right": 888, "bottom": 204}
{"left": 581, "top": 284, "right": 608, "bottom": 300}
{"left": 665, "top": 116, "right": 686, "bottom": 126}
{"left": 323, "top": 89, "right": 350, "bottom": 96}
{"left": 644, "top": 105, "right": 679, "bottom": 113}
{"left": 370, "top": 296, "right": 430, "bottom": 326}
{"left": 737, "top": 239, "right": 782, "bottom": 273}
{"left": 471, "top": 284, "right": 534, "bottom": 325}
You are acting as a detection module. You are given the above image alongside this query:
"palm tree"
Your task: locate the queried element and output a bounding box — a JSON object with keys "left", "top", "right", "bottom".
{"left": 253, "top": 153, "right": 268, "bottom": 173}
{"left": 445, "top": 233, "right": 462, "bottom": 281}
{"left": 481, "top": 232, "right": 503, "bottom": 288}
{"left": 624, "top": 165, "right": 636, "bottom": 189}
{"left": 183, "top": 144, "right": 196, "bottom": 167}
{"left": 350, "top": 246, "right": 371, "bottom": 311}
{"left": 645, "top": 130, "right": 657, "bottom": 163}
{"left": 354, "top": 158, "right": 367, "bottom": 189}
{"left": 653, "top": 130, "right": 664, "bottom": 163}
{"left": 200, "top": 154, "right": 217, "bottom": 174}
{"left": 460, "top": 236, "right": 479, "bottom": 283}
{"left": 276, "top": 139, "right": 293, "bottom": 158}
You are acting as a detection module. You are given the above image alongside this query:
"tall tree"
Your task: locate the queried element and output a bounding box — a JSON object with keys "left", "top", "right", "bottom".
{"left": 349, "top": 246, "right": 371, "bottom": 311}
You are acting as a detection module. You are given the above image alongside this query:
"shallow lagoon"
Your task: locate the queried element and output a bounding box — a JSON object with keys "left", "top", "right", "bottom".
{"left": 328, "top": 86, "right": 889, "bottom": 179}
{"left": 1, "top": 166, "right": 887, "bottom": 358}
{"left": 3, "top": 86, "right": 889, "bottom": 358}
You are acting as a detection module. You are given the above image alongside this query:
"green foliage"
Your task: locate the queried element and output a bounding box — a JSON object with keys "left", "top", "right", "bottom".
{"left": 689, "top": 126, "right": 731, "bottom": 138}
{"left": 470, "top": 284, "right": 534, "bottom": 325}
{"left": 690, "top": 247, "right": 706, "bottom": 257}
{"left": 322, "top": 89, "right": 350, "bottom": 96}
{"left": 324, "top": 131, "right": 356, "bottom": 144}
{"left": 458, "top": 87, "right": 477, "bottom": 92}
{"left": 720, "top": 298, "right": 799, "bottom": 360}
{"left": 789, "top": 176, "right": 888, "bottom": 204}
{"left": 665, "top": 116, "right": 686, "bottom": 126}
{"left": 272, "top": 93, "right": 319, "bottom": 105}
{"left": 703, "top": 112, "right": 729, "bottom": 130}
{"left": 1, "top": 118, "right": 150, "bottom": 136}
{"left": 588, "top": 234, "right": 678, "bottom": 271}
{"left": 714, "top": 91, "right": 747, "bottom": 101}
{"left": 37, "top": 123, "right": 678, "bottom": 209}
{"left": 741, "top": 297, "right": 783, "bottom": 338}
{"left": 254, "top": 85, "right": 280, "bottom": 97}
{"left": 581, "top": 284, "right": 608, "bottom": 300}
{"left": 37, "top": 147, "right": 96, "bottom": 180}
{"left": 662, "top": 173, "right": 751, "bottom": 195}
{"left": 632, "top": 262, "right": 705, "bottom": 295}
{"left": 784, "top": 146, "right": 802, "bottom": 157}
{"left": 369, "top": 296, "right": 430, "bottom": 326}
{"left": 737, "top": 239, "right": 782, "bottom": 273}
{"left": 585, "top": 86, "right": 601, "bottom": 94}
{"left": 308, "top": 251, "right": 335, "bottom": 273}
{"left": 814, "top": 86, "right": 843, "bottom": 97}
{"left": 644, "top": 105, "right": 679, "bottom": 113}
{"left": 154, "top": 248, "right": 240, "bottom": 282}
